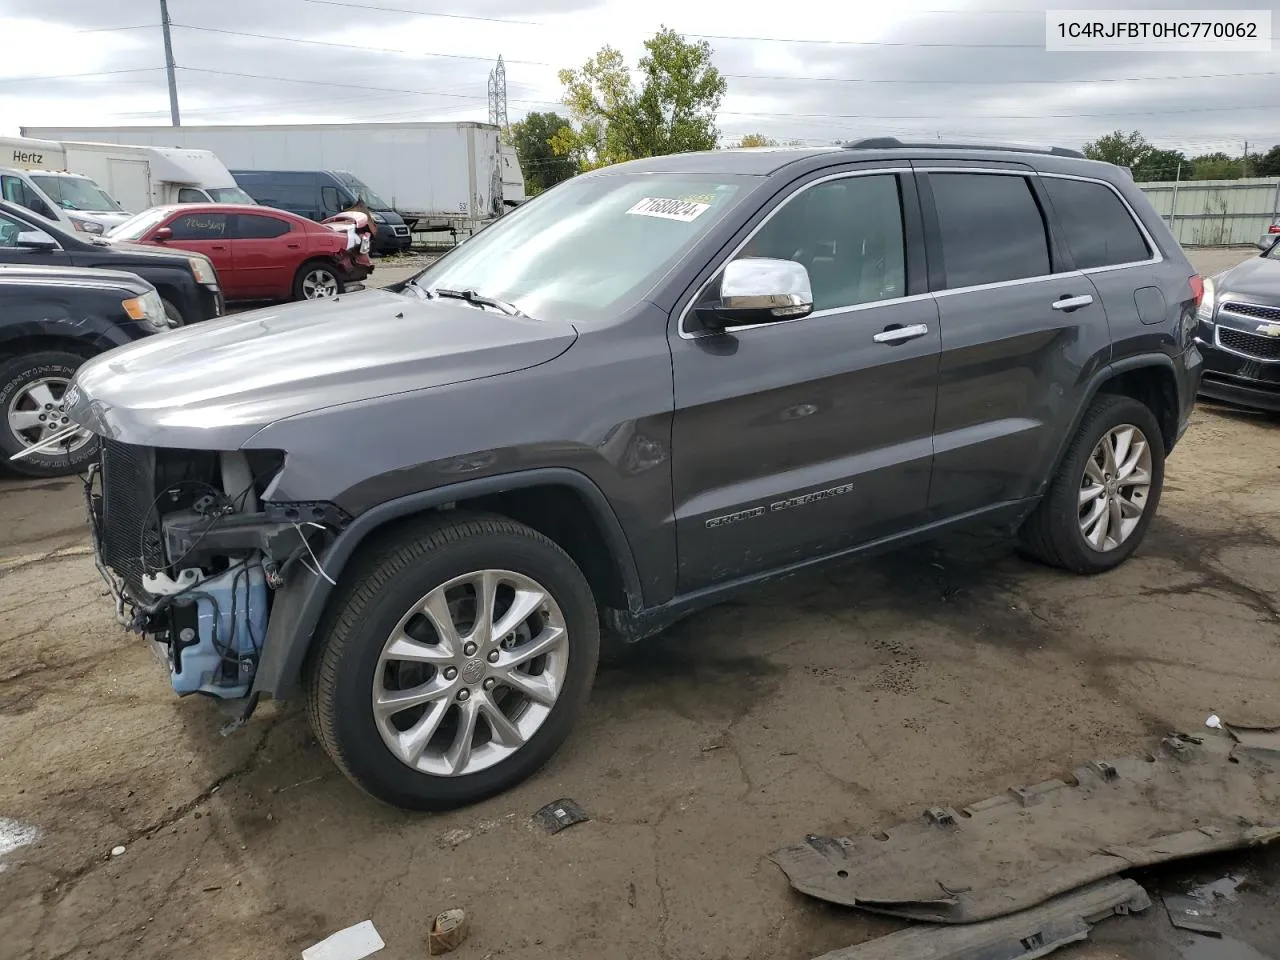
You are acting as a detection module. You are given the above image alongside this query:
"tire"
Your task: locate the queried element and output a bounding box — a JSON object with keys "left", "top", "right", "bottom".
{"left": 292, "top": 261, "right": 345, "bottom": 301}
{"left": 160, "top": 298, "right": 184, "bottom": 326}
{"left": 305, "top": 513, "right": 601, "bottom": 810}
{"left": 1019, "top": 394, "right": 1165, "bottom": 574}
{"left": 0, "top": 352, "right": 98, "bottom": 479}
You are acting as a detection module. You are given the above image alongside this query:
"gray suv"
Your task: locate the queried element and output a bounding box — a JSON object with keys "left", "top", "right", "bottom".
{"left": 52, "top": 139, "right": 1204, "bottom": 810}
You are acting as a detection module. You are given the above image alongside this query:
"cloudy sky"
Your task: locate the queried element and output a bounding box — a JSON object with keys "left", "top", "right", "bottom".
{"left": 1, "top": 0, "right": 1277, "bottom": 159}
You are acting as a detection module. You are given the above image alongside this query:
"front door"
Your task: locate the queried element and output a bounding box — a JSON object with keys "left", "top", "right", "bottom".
{"left": 163, "top": 211, "right": 237, "bottom": 295}
{"left": 669, "top": 171, "right": 941, "bottom": 592}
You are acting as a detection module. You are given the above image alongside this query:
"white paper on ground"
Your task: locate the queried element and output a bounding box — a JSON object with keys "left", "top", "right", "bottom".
{"left": 301, "top": 920, "right": 385, "bottom": 960}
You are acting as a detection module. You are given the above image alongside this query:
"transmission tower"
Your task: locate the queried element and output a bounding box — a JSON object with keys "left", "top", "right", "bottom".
{"left": 487, "top": 55, "right": 508, "bottom": 129}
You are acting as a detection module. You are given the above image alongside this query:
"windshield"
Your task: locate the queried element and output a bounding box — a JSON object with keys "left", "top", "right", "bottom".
{"left": 208, "top": 186, "right": 256, "bottom": 204}
{"left": 108, "top": 207, "right": 171, "bottom": 241}
{"left": 406, "top": 173, "right": 754, "bottom": 325}
{"left": 334, "top": 172, "right": 390, "bottom": 210}
{"left": 30, "top": 175, "right": 122, "bottom": 212}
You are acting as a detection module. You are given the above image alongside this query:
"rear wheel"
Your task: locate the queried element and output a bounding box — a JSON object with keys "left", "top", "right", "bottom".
{"left": 0, "top": 352, "right": 98, "bottom": 478}
{"left": 293, "top": 261, "right": 344, "bottom": 301}
{"left": 1019, "top": 394, "right": 1165, "bottom": 574}
{"left": 305, "top": 513, "right": 600, "bottom": 810}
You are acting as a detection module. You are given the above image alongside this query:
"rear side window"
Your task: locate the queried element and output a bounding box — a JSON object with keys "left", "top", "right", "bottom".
{"left": 1042, "top": 177, "right": 1151, "bottom": 269}
{"left": 929, "top": 173, "right": 1051, "bottom": 289}
{"left": 235, "top": 214, "right": 292, "bottom": 239}
{"left": 168, "top": 212, "right": 229, "bottom": 240}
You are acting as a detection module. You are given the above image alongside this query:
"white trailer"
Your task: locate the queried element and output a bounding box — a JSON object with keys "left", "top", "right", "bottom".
{"left": 23, "top": 122, "right": 526, "bottom": 230}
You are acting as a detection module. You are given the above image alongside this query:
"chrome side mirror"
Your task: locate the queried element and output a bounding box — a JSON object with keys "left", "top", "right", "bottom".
{"left": 697, "top": 257, "right": 814, "bottom": 331}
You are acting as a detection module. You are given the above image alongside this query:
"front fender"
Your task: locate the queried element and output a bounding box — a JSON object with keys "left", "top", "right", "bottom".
{"left": 250, "top": 467, "right": 644, "bottom": 699}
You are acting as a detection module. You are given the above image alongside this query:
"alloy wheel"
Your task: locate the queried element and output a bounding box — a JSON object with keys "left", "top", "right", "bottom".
{"left": 302, "top": 268, "right": 340, "bottom": 299}
{"left": 1078, "top": 423, "right": 1153, "bottom": 552}
{"left": 5, "top": 377, "right": 93, "bottom": 453}
{"left": 371, "top": 569, "right": 570, "bottom": 777}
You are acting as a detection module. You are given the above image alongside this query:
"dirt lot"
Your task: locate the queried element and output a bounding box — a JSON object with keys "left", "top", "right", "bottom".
{"left": 1, "top": 248, "right": 1278, "bottom": 960}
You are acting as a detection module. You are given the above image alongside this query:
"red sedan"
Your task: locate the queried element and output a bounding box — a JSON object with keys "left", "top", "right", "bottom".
{"left": 108, "top": 204, "right": 373, "bottom": 303}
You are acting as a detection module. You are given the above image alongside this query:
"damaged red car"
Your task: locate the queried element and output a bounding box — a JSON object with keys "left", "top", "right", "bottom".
{"left": 107, "top": 203, "right": 373, "bottom": 304}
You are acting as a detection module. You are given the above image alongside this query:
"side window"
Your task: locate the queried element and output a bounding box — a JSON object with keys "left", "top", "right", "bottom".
{"left": 0, "top": 212, "right": 27, "bottom": 247}
{"left": 2, "top": 176, "right": 55, "bottom": 220}
{"left": 168, "top": 213, "right": 229, "bottom": 240}
{"left": 731, "top": 174, "right": 906, "bottom": 312}
{"left": 1042, "top": 177, "right": 1151, "bottom": 269}
{"left": 177, "top": 188, "right": 207, "bottom": 203}
{"left": 929, "top": 173, "right": 1051, "bottom": 289}
{"left": 234, "top": 214, "right": 292, "bottom": 239}
{"left": 321, "top": 185, "right": 343, "bottom": 213}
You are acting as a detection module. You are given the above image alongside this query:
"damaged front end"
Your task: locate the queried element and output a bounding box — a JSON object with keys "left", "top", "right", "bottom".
{"left": 85, "top": 439, "right": 348, "bottom": 705}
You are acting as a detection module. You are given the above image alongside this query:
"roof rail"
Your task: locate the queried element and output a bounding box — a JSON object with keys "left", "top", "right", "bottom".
{"left": 842, "top": 136, "right": 1086, "bottom": 159}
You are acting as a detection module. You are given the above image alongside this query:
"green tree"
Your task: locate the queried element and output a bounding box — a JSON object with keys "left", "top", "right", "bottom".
{"left": 1082, "top": 130, "right": 1153, "bottom": 169}
{"left": 1131, "top": 148, "right": 1188, "bottom": 182}
{"left": 508, "top": 111, "right": 578, "bottom": 194}
{"left": 1253, "top": 144, "right": 1280, "bottom": 177}
{"left": 734, "top": 133, "right": 779, "bottom": 148}
{"left": 1190, "top": 152, "right": 1243, "bottom": 180}
{"left": 554, "top": 27, "right": 726, "bottom": 169}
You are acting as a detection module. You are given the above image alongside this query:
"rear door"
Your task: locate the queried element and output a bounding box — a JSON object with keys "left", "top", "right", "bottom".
{"left": 164, "top": 210, "right": 236, "bottom": 294}
{"left": 917, "top": 167, "right": 1112, "bottom": 518}
{"left": 669, "top": 168, "right": 940, "bottom": 591}
{"left": 230, "top": 212, "right": 297, "bottom": 299}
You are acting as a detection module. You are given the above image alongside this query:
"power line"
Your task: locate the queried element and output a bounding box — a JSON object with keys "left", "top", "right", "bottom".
{"left": 0, "top": 67, "right": 164, "bottom": 84}
{"left": 723, "top": 69, "right": 1280, "bottom": 86}
{"left": 719, "top": 102, "right": 1280, "bottom": 121}
{"left": 690, "top": 33, "right": 1044, "bottom": 48}
{"left": 73, "top": 24, "right": 155, "bottom": 33}
{"left": 169, "top": 23, "right": 552, "bottom": 66}
{"left": 295, "top": 0, "right": 542, "bottom": 25}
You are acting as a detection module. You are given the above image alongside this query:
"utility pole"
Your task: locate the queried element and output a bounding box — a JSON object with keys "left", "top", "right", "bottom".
{"left": 159, "top": 0, "right": 181, "bottom": 126}
{"left": 1243, "top": 139, "right": 1250, "bottom": 177}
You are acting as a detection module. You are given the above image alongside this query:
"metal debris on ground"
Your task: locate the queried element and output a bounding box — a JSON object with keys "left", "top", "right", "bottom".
{"left": 532, "top": 798, "right": 590, "bottom": 834}
{"left": 301, "top": 920, "right": 385, "bottom": 960}
{"left": 1163, "top": 892, "right": 1225, "bottom": 937}
{"left": 810, "top": 878, "right": 1150, "bottom": 959}
{"left": 771, "top": 730, "right": 1280, "bottom": 924}
{"left": 427, "top": 908, "right": 469, "bottom": 955}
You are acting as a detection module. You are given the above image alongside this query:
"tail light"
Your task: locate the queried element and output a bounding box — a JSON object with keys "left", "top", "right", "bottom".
{"left": 1269, "top": 224, "right": 1280, "bottom": 234}
{"left": 1189, "top": 274, "right": 1204, "bottom": 309}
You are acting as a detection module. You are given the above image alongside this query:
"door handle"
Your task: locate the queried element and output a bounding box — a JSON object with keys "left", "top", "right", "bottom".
{"left": 873, "top": 323, "right": 929, "bottom": 344}
{"left": 211, "top": 244, "right": 227, "bottom": 251}
{"left": 1051, "top": 294, "right": 1094, "bottom": 312}
{"left": 287, "top": 243, "right": 301, "bottom": 249}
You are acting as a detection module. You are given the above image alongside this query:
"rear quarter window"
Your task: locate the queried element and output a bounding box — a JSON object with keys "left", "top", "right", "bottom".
{"left": 1042, "top": 177, "right": 1152, "bottom": 269}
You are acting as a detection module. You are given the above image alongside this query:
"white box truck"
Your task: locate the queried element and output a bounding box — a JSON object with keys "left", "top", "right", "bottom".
{"left": 3, "top": 134, "right": 250, "bottom": 225}
{"left": 22, "top": 122, "right": 526, "bottom": 234}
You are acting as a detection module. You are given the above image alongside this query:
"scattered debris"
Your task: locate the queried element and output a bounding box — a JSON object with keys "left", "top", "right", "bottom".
{"left": 0, "top": 818, "right": 40, "bottom": 872}
{"left": 301, "top": 920, "right": 384, "bottom": 960}
{"left": 111, "top": 845, "right": 126, "bottom": 857}
{"left": 1207, "top": 714, "right": 1223, "bottom": 729}
{"left": 811, "top": 878, "right": 1150, "bottom": 959}
{"left": 1163, "top": 892, "right": 1224, "bottom": 937}
{"left": 532, "top": 798, "right": 590, "bottom": 835}
{"left": 772, "top": 731, "right": 1280, "bottom": 923}
{"left": 427, "top": 909, "right": 469, "bottom": 955}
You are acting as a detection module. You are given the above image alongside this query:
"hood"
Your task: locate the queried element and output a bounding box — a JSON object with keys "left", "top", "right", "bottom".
{"left": 1215, "top": 254, "right": 1280, "bottom": 306}
{"left": 94, "top": 238, "right": 206, "bottom": 266}
{"left": 73, "top": 211, "right": 133, "bottom": 229}
{"left": 66, "top": 288, "right": 578, "bottom": 450}
{"left": 0, "top": 262, "right": 152, "bottom": 295}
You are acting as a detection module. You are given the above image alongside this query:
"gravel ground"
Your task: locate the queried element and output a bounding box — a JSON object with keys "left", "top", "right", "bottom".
{"left": 0, "top": 247, "right": 1277, "bottom": 960}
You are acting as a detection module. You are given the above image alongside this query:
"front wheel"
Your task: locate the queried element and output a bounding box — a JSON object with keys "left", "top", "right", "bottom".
{"left": 293, "top": 261, "right": 345, "bottom": 301}
{"left": 305, "top": 514, "right": 600, "bottom": 810}
{"left": 0, "top": 352, "right": 98, "bottom": 478}
{"left": 1019, "top": 394, "right": 1165, "bottom": 574}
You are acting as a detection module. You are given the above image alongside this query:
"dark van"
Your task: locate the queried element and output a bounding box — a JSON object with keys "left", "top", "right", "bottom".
{"left": 229, "top": 169, "right": 411, "bottom": 255}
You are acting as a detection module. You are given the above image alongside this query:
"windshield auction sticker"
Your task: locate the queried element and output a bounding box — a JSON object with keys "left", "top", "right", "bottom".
{"left": 627, "top": 197, "right": 711, "bottom": 222}
{"left": 1046, "top": 9, "right": 1270, "bottom": 51}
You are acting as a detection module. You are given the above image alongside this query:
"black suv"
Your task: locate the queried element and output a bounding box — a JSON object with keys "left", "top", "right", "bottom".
{"left": 1, "top": 264, "right": 172, "bottom": 477}
{"left": 0, "top": 199, "right": 223, "bottom": 324}
{"left": 62, "top": 139, "right": 1203, "bottom": 809}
